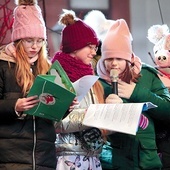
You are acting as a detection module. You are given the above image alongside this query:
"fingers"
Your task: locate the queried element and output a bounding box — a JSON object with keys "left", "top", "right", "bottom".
{"left": 105, "top": 94, "right": 123, "bottom": 104}
{"left": 15, "top": 95, "right": 39, "bottom": 112}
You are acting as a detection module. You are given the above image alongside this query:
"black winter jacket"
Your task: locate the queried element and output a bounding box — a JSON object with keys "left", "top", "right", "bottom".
{"left": 0, "top": 52, "right": 56, "bottom": 170}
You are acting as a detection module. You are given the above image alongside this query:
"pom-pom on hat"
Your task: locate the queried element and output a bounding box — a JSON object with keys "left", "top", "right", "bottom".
{"left": 84, "top": 10, "right": 115, "bottom": 42}
{"left": 59, "top": 9, "right": 99, "bottom": 53}
{"left": 11, "top": 0, "right": 46, "bottom": 41}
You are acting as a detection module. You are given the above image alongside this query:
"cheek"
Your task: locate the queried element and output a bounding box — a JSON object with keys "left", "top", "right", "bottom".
{"left": 119, "top": 62, "right": 126, "bottom": 73}
{"left": 104, "top": 61, "right": 111, "bottom": 71}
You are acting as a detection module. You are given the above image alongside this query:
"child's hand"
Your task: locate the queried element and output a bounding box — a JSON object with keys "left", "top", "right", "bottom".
{"left": 105, "top": 94, "right": 123, "bottom": 104}
{"left": 118, "top": 80, "right": 136, "bottom": 99}
{"left": 15, "top": 95, "right": 39, "bottom": 112}
{"left": 69, "top": 98, "right": 79, "bottom": 112}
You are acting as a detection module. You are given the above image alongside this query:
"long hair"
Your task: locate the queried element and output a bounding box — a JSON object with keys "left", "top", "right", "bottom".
{"left": 93, "top": 80, "right": 104, "bottom": 104}
{"left": 119, "top": 61, "right": 140, "bottom": 83}
{"left": 14, "top": 40, "right": 51, "bottom": 96}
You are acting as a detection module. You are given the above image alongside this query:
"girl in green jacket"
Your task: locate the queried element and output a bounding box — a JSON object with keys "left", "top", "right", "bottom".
{"left": 97, "top": 19, "right": 170, "bottom": 170}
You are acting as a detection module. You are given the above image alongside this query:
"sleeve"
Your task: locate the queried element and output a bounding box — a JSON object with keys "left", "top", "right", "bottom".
{"left": 130, "top": 68, "right": 170, "bottom": 121}
{"left": 0, "top": 61, "right": 21, "bottom": 121}
{"left": 54, "top": 108, "right": 90, "bottom": 133}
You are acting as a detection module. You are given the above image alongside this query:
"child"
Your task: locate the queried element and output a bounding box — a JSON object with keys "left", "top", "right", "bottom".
{"left": 97, "top": 18, "right": 170, "bottom": 169}
{"left": 51, "top": 9, "right": 105, "bottom": 170}
{"left": 0, "top": 0, "right": 56, "bottom": 169}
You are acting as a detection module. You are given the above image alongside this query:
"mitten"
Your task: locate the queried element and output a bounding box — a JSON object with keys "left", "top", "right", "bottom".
{"left": 139, "top": 114, "right": 149, "bottom": 130}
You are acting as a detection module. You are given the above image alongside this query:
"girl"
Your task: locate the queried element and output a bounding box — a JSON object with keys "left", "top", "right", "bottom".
{"left": 0, "top": 0, "right": 56, "bottom": 169}
{"left": 52, "top": 10, "right": 105, "bottom": 170}
{"left": 97, "top": 19, "right": 170, "bottom": 170}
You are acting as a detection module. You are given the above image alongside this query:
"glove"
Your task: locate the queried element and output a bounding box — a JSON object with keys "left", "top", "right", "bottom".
{"left": 139, "top": 114, "right": 149, "bottom": 130}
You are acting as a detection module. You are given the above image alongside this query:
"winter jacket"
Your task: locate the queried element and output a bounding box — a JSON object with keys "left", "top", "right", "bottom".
{"left": 0, "top": 50, "right": 56, "bottom": 170}
{"left": 55, "top": 88, "right": 104, "bottom": 157}
{"left": 99, "top": 64, "right": 170, "bottom": 170}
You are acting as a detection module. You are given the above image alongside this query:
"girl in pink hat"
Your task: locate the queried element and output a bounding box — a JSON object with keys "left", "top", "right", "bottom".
{"left": 97, "top": 19, "right": 170, "bottom": 169}
{"left": 0, "top": 0, "right": 56, "bottom": 169}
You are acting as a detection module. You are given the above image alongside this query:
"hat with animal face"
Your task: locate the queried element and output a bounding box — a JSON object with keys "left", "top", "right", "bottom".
{"left": 147, "top": 24, "right": 170, "bottom": 67}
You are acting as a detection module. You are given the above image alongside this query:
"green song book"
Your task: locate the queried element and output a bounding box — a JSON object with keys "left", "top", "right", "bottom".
{"left": 24, "top": 61, "right": 76, "bottom": 121}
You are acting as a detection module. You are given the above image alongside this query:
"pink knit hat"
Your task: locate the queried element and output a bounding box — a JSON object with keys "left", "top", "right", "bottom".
{"left": 101, "top": 19, "right": 132, "bottom": 61}
{"left": 11, "top": 0, "right": 46, "bottom": 42}
{"left": 59, "top": 9, "right": 98, "bottom": 53}
{"left": 97, "top": 19, "right": 141, "bottom": 81}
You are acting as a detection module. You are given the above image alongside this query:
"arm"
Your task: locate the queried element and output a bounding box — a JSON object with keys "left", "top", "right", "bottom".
{"left": 130, "top": 68, "right": 170, "bottom": 121}
{"left": 54, "top": 108, "right": 90, "bottom": 133}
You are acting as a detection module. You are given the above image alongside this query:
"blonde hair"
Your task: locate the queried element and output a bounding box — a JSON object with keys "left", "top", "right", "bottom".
{"left": 14, "top": 40, "right": 51, "bottom": 96}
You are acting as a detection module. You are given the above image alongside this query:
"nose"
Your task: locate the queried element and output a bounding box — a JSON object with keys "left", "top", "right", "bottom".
{"left": 91, "top": 50, "right": 97, "bottom": 56}
{"left": 111, "top": 58, "right": 118, "bottom": 65}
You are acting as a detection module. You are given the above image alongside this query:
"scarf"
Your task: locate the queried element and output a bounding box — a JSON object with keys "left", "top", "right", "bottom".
{"left": 52, "top": 52, "right": 93, "bottom": 82}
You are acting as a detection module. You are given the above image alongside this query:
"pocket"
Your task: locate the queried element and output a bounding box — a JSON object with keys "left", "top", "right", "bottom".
{"left": 139, "top": 139, "right": 162, "bottom": 169}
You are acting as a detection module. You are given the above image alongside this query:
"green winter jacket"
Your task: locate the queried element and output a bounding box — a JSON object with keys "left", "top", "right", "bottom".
{"left": 99, "top": 64, "right": 170, "bottom": 170}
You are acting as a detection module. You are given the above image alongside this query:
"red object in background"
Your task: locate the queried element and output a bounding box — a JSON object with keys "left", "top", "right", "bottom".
{"left": 0, "top": 0, "right": 14, "bottom": 45}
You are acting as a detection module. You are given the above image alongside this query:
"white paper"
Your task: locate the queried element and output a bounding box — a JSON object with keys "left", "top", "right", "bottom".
{"left": 50, "top": 68, "right": 65, "bottom": 88}
{"left": 72, "top": 75, "right": 99, "bottom": 102}
{"left": 82, "top": 102, "right": 157, "bottom": 135}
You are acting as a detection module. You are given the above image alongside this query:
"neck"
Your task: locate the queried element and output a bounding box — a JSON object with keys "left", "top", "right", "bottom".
{"left": 29, "top": 55, "right": 38, "bottom": 65}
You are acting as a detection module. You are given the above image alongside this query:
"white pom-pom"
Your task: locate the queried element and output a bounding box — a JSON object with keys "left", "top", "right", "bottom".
{"left": 147, "top": 24, "right": 169, "bottom": 44}
{"left": 84, "top": 10, "right": 114, "bottom": 41}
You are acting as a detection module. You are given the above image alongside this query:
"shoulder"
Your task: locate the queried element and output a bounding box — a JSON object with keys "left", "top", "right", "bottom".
{"left": 0, "top": 45, "right": 16, "bottom": 63}
{"left": 141, "top": 63, "right": 158, "bottom": 75}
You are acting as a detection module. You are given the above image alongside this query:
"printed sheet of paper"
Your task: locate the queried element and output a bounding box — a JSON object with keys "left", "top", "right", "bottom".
{"left": 83, "top": 102, "right": 157, "bottom": 135}
{"left": 72, "top": 75, "right": 99, "bottom": 102}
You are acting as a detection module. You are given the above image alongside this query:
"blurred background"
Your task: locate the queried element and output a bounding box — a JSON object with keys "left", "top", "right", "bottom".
{"left": 1, "top": 0, "right": 170, "bottom": 66}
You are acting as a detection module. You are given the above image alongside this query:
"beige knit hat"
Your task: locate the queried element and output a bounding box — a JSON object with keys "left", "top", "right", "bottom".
{"left": 97, "top": 19, "right": 141, "bottom": 81}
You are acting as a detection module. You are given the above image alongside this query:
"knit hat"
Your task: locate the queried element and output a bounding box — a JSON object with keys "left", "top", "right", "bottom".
{"left": 97, "top": 19, "right": 141, "bottom": 81}
{"left": 101, "top": 19, "right": 133, "bottom": 62}
{"left": 59, "top": 9, "right": 98, "bottom": 53}
{"left": 11, "top": 0, "right": 46, "bottom": 42}
{"left": 83, "top": 10, "right": 115, "bottom": 42}
{"left": 147, "top": 24, "right": 170, "bottom": 68}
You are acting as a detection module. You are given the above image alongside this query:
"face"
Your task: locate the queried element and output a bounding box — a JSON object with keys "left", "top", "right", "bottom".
{"left": 22, "top": 38, "right": 45, "bottom": 58}
{"left": 71, "top": 45, "right": 98, "bottom": 65}
{"left": 104, "top": 58, "right": 126, "bottom": 75}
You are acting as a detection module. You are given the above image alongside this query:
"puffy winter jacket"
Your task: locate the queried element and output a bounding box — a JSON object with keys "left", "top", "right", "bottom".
{"left": 0, "top": 50, "right": 56, "bottom": 170}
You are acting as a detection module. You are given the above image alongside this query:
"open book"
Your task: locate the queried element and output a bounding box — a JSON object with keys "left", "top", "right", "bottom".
{"left": 24, "top": 61, "right": 98, "bottom": 121}
{"left": 82, "top": 102, "right": 157, "bottom": 135}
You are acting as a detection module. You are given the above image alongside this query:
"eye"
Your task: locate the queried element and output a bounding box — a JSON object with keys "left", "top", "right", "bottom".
{"left": 25, "top": 39, "right": 33, "bottom": 43}
{"left": 37, "top": 39, "right": 44, "bottom": 43}
{"left": 158, "top": 56, "right": 161, "bottom": 60}
{"left": 155, "top": 50, "right": 158, "bottom": 54}
{"left": 163, "top": 56, "right": 166, "bottom": 60}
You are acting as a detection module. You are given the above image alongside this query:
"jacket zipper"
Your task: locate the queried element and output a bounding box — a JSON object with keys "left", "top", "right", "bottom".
{"left": 33, "top": 116, "right": 36, "bottom": 170}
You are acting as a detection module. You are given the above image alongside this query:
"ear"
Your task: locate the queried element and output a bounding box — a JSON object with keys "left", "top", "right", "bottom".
{"left": 164, "top": 34, "right": 170, "bottom": 50}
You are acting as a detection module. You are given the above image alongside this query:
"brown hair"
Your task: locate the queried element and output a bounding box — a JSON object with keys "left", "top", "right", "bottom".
{"left": 119, "top": 61, "right": 140, "bottom": 83}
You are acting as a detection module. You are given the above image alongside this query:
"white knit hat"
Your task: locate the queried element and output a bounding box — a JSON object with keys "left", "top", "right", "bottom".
{"left": 84, "top": 10, "right": 115, "bottom": 42}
